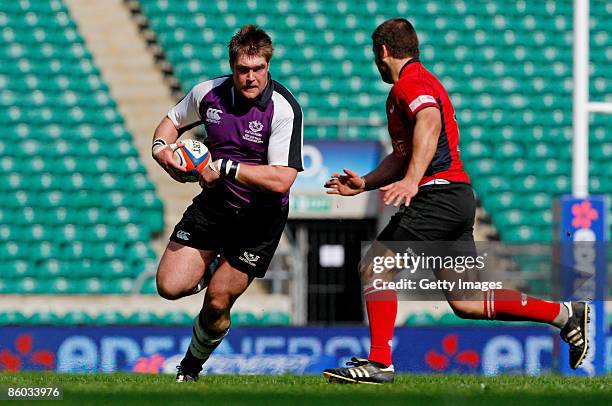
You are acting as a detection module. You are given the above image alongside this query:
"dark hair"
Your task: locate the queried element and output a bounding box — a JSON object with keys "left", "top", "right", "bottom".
{"left": 228, "top": 24, "right": 273, "bottom": 66}
{"left": 371, "top": 18, "right": 420, "bottom": 58}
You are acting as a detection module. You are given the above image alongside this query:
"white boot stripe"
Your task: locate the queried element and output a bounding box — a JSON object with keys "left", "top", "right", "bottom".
{"left": 564, "top": 302, "right": 573, "bottom": 318}
{"left": 349, "top": 369, "right": 356, "bottom": 378}
{"left": 362, "top": 367, "right": 370, "bottom": 378}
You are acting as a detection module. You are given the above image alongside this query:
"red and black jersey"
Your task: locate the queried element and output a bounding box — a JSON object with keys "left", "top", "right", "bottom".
{"left": 386, "top": 58, "right": 470, "bottom": 186}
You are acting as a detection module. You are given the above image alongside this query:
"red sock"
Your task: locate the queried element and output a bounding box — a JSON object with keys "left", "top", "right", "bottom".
{"left": 364, "top": 287, "right": 397, "bottom": 367}
{"left": 483, "top": 289, "right": 560, "bottom": 324}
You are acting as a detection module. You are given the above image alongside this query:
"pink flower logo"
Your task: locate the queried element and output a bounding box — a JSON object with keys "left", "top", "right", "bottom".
{"left": 425, "top": 334, "right": 480, "bottom": 372}
{"left": 571, "top": 201, "right": 598, "bottom": 229}
{"left": 132, "top": 354, "right": 166, "bottom": 374}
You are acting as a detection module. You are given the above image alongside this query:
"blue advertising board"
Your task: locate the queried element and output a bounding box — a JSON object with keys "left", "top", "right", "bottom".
{"left": 558, "top": 195, "right": 609, "bottom": 375}
{"left": 290, "top": 140, "right": 382, "bottom": 218}
{"left": 3, "top": 325, "right": 609, "bottom": 376}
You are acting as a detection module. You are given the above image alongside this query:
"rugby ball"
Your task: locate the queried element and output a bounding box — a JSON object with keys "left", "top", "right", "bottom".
{"left": 171, "top": 139, "right": 211, "bottom": 182}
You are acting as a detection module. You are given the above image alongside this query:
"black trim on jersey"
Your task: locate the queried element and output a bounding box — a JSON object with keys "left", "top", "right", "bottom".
{"left": 272, "top": 80, "right": 303, "bottom": 172}
{"left": 231, "top": 74, "right": 274, "bottom": 111}
{"left": 425, "top": 97, "right": 451, "bottom": 176}
{"left": 170, "top": 92, "right": 200, "bottom": 134}
{"left": 178, "top": 120, "right": 203, "bottom": 135}
{"left": 255, "top": 74, "right": 274, "bottom": 109}
{"left": 398, "top": 58, "right": 421, "bottom": 79}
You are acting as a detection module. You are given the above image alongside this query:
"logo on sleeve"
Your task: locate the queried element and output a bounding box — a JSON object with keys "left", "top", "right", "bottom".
{"left": 206, "top": 108, "right": 223, "bottom": 124}
{"left": 408, "top": 95, "right": 437, "bottom": 113}
{"left": 243, "top": 120, "right": 264, "bottom": 144}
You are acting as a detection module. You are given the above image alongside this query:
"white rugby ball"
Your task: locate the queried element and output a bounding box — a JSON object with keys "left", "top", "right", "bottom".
{"left": 170, "top": 139, "right": 211, "bottom": 182}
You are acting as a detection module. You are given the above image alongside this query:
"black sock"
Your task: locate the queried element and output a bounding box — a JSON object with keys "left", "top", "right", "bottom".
{"left": 180, "top": 347, "right": 204, "bottom": 373}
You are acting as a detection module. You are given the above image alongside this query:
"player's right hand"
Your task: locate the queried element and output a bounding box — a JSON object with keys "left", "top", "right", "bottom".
{"left": 324, "top": 168, "right": 365, "bottom": 196}
{"left": 198, "top": 160, "right": 221, "bottom": 189}
{"left": 153, "top": 140, "right": 188, "bottom": 183}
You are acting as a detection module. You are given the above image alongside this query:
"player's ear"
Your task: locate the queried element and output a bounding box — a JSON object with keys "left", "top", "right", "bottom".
{"left": 380, "top": 44, "right": 391, "bottom": 59}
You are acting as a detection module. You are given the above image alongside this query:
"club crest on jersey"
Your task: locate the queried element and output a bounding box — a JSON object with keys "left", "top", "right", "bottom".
{"left": 243, "top": 120, "right": 264, "bottom": 143}
{"left": 248, "top": 120, "right": 263, "bottom": 133}
{"left": 206, "top": 107, "right": 223, "bottom": 124}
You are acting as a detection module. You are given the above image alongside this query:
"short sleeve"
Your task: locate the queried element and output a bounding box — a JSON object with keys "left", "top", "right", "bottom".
{"left": 167, "top": 78, "right": 227, "bottom": 131}
{"left": 268, "top": 85, "right": 304, "bottom": 171}
{"left": 396, "top": 81, "right": 439, "bottom": 118}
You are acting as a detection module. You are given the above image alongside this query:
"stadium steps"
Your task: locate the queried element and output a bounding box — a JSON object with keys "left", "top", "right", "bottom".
{"left": 63, "top": 0, "right": 201, "bottom": 248}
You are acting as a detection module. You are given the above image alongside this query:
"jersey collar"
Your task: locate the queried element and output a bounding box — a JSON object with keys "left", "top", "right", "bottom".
{"left": 231, "top": 74, "right": 273, "bottom": 111}
{"left": 398, "top": 57, "right": 420, "bottom": 79}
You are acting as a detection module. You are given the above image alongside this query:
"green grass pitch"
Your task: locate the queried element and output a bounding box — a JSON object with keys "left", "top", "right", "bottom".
{"left": 0, "top": 372, "right": 610, "bottom": 405}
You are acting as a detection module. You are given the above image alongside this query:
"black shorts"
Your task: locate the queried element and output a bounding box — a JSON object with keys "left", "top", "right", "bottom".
{"left": 374, "top": 183, "right": 479, "bottom": 300}
{"left": 377, "top": 182, "right": 476, "bottom": 242}
{"left": 169, "top": 196, "right": 289, "bottom": 277}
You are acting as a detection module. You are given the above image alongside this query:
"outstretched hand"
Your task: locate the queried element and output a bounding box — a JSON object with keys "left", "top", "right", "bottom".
{"left": 324, "top": 168, "right": 365, "bottom": 196}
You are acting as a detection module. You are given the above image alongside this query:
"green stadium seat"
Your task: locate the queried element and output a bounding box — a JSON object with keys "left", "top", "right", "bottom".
{"left": 404, "top": 312, "right": 437, "bottom": 326}
{"left": 231, "top": 311, "right": 260, "bottom": 326}
{"left": 0, "top": 1, "right": 165, "bottom": 294}
{"left": 61, "top": 310, "right": 95, "bottom": 325}
{"left": 260, "top": 311, "right": 291, "bottom": 325}
{"left": 0, "top": 311, "right": 28, "bottom": 325}
{"left": 126, "top": 310, "right": 162, "bottom": 325}
{"left": 94, "top": 310, "right": 127, "bottom": 325}
{"left": 160, "top": 311, "right": 193, "bottom": 326}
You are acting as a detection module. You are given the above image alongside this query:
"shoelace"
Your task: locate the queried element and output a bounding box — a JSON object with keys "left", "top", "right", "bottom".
{"left": 345, "top": 357, "right": 369, "bottom": 367}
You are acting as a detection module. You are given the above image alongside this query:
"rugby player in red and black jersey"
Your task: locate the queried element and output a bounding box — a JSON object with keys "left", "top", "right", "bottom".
{"left": 324, "top": 18, "right": 589, "bottom": 384}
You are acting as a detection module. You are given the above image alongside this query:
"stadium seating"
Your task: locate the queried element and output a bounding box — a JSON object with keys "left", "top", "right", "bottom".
{"left": 0, "top": 0, "right": 163, "bottom": 293}
{"left": 137, "top": 0, "right": 611, "bottom": 243}
{"left": 0, "top": 310, "right": 291, "bottom": 326}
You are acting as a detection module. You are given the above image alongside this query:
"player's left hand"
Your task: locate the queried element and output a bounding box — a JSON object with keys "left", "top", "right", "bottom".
{"left": 380, "top": 179, "right": 418, "bottom": 207}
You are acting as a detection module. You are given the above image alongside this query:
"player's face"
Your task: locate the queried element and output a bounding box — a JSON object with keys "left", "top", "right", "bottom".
{"left": 373, "top": 45, "right": 393, "bottom": 84}
{"left": 232, "top": 53, "right": 269, "bottom": 99}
